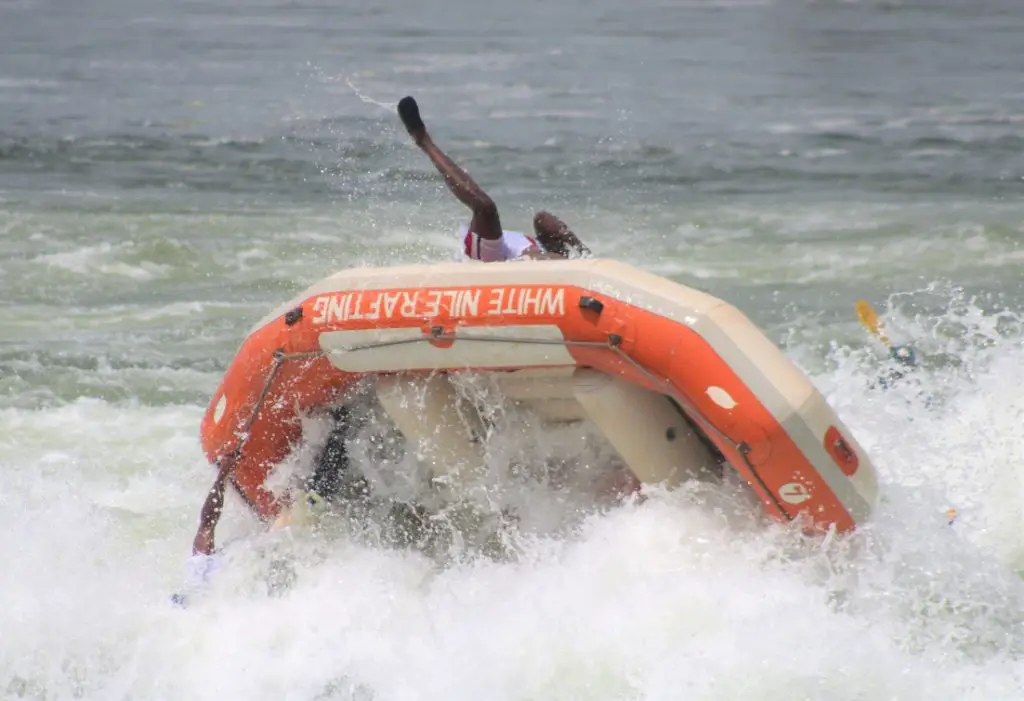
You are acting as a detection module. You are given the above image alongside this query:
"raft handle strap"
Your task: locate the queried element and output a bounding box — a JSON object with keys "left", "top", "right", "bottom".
{"left": 228, "top": 348, "right": 321, "bottom": 459}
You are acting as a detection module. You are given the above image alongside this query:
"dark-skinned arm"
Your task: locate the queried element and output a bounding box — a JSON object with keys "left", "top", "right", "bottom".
{"left": 170, "top": 453, "right": 238, "bottom": 607}
{"left": 192, "top": 452, "right": 237, "bottom": 556}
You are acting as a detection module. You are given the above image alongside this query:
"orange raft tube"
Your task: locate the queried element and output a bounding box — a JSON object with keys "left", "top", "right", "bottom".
{"left": 200, "top": 258, "right": 878, "bottom": 533}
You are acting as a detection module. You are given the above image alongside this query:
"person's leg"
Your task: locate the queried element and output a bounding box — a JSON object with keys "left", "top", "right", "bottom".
{"left": 399, "top": 96, "right": 503, "bottom": 241}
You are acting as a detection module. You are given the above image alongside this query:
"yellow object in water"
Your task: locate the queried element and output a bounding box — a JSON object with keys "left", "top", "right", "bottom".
{"left": 855, "top": 299, "right": 892, "bottom": 348}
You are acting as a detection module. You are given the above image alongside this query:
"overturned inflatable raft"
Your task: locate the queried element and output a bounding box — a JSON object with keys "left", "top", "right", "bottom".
{"left": 201, "top": 259, "right": 878, "bottom": 533}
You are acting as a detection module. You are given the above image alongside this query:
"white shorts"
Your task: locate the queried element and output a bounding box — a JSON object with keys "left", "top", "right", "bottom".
{"left": 461, "top": 224, "right": 540, "bottom": 262}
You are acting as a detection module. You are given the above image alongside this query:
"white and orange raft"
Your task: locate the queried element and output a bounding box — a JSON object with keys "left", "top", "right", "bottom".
{"left": 200, "top": 259, "right": 877, "bottom": 533}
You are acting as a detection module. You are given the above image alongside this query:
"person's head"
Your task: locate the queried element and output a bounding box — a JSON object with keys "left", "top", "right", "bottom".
{"left": 892, "top": 344, "right": 916, "bottom": 367}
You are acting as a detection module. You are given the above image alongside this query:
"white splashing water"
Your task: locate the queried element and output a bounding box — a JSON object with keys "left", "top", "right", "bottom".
{"left": 4, "top": 298, "right": 1024, "bottom": 701}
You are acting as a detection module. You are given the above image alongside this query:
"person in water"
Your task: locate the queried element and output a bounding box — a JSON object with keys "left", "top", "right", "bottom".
{"left": 397, "top": 95, "right": 591, "bottom": 262}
